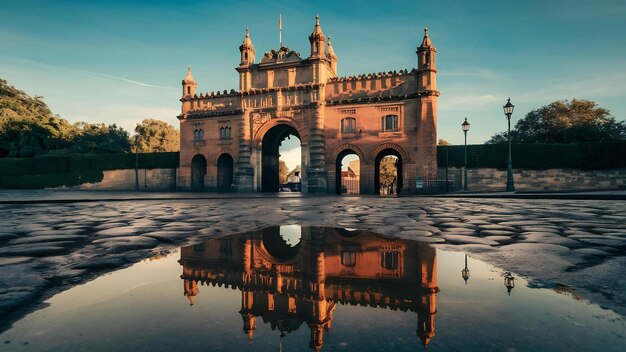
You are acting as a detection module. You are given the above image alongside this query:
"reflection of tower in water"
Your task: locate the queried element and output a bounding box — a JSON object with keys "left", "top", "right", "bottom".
{"left": 180, "top": 226, "right": 439, "bottom": 350}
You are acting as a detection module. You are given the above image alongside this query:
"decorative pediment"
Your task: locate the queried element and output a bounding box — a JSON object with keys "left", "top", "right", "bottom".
{"left": 260, "top": 47, "right": 302, "bottom": 64}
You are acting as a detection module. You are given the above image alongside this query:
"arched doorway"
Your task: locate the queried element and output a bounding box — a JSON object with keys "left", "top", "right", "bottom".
{"left": 191, "top": 154, "right": 207, "bottom": 191}
{"left": 335, "top": 150, "right": 360, "bottom": 194}
{"left": 216, "top": 153, "right": 233, "bottom": 192}
{"left": 375, "top": 149, "right": 403, "bottom": 195}
{"left": 262, "top": 124, "right": 301, "bottom": 192}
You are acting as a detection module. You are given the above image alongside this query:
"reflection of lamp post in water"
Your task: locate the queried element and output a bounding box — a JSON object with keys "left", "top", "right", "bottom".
{"left": 503, "top": 272, "right": 515, "bottom": 295}
{"left": 461, "top": 254, "right": 470, "bottom": 284}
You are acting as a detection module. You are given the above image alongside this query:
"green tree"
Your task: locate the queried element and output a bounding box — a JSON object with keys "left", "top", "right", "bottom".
{"left": 0, "top": 79, "right": 76, "bottom": 156}
{"left": 133, "top": 118, "right": 180, "bottom": 152}
{"left": 487, "top": 99, "right": 626, "bottom": 144}
{"left": 71, "top": 123, "right": 131, "bottom": 154}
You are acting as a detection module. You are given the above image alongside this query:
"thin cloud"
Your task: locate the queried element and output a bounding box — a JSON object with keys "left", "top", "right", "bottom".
{"left": 84, "top": 71, "right": 177, "bottom": 90}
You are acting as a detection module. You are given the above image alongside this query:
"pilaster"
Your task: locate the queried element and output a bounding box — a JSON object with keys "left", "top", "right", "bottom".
{"left": 306, "top": 102, "right": 327, "bottom": 193}
{"left": 234, "top": 109, "right": 254, "bottom": 192}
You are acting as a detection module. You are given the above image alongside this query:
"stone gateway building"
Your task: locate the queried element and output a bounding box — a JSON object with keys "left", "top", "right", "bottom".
{"left": 177, "top": 16, "right": 439, "bottom": 193}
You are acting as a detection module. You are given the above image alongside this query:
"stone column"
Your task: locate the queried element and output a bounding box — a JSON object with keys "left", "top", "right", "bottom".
{"left": 306, "top": 101, "right": 327, "bottom": 193}
{"left": 234, "top": 109, "right": 255, "bottom": 192}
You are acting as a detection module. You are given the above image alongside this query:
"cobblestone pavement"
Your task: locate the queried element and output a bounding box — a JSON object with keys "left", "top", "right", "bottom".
{"left": 1, "top": 196, "right": 625, "bottom": 332}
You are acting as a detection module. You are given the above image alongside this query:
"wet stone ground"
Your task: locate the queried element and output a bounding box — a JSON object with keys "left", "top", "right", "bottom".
{"left": 0, "top": 196, "right": 625, "bottom": 332}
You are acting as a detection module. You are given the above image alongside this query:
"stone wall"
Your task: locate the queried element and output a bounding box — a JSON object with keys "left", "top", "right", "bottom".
{"left": 437, "top": 167, "right": 626, "bottom": 192}
{"left": 72, "top": 168, "right": 176, "bottom": 191}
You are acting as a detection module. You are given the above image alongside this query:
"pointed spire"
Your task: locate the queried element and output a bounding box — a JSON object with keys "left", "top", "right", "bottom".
{"left": 327, "top": 36, "right": 337, "bottom": 59}
{"left": 311, "top": 14, "right": 325, "bottom": 37}
{"left": 309, "top": 14, "right": 326, "bottom": 58}
{"left": 420, "top": 27, "right": 433, "bottom": 48}
{"left": 239, "top": 27, "right": 255, "bottom": 66}
{"left": 242, "top": 27, "right": 252, "bottom": 46}
{"left": 184, "top": 66, "right": 194, "bottom": 82}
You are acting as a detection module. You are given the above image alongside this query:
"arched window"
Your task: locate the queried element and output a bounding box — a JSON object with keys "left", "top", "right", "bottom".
{"left": 244, "top": 52, "right": 248, "bottom": 60}
{"left": 382, "top": 115, "right": 399, "bottom": 132}
{"left": 220, "top": 127, "right": 232, "bottom": 139}
{"left": 194, "top": 129, "right": 204, "bottom": 141}
{"left": 187, "top": 86, "right": 190, "bottom": 95}
{"left": 341, "top": 117, "right": 356, "bottom": 133}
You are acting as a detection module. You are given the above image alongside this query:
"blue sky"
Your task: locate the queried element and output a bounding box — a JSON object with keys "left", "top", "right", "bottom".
{"left": 1, "top": 0, "right": 625, "bottom": 147}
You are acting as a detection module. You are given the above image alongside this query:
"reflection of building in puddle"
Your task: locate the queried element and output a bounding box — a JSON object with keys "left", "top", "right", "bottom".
{"left": 179, "top": 227, "right": 439, "bottom": 350}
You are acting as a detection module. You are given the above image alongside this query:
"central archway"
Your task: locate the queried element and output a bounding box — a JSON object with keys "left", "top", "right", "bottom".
{"left": 261, "top": 124, "right": 301, "bottom": 192}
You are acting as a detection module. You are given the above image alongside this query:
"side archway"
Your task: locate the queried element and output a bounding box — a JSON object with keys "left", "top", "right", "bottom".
{"left": 333, "top": 144, "right": 365, "bottom": 195}
{"left": 216, "top": 153, "right": 234, "bottom": 192}
{"left": 374, "top": 148, "right": 403, "bottom": 195}
{"left": 191, "top": 154, "right": 207, "bottom": 191}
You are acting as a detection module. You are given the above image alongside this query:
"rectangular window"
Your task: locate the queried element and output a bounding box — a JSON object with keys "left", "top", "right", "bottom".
{"left": 341, "top": 118, "right": 356, "bottom": 133}
{"left": 382, "top": 115, "right": 399, "bottom": 132}
{"left": 381, "top": 251, "right": 399, "bottom": 270}
{"left": 341, "top": 251, "right": 356, "bottom": 266}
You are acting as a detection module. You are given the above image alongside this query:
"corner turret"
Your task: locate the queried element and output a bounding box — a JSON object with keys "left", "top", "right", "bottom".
{"left": 327, "top": 36, "right": 338, "bottom": 74}
{"left": 308, "top": 15, "right": 326, "bottom": 59}
{"left": 239, "top": 28, "right": 256, "bottom": 66}
{"left": 416, "top": 28, "right": 437, "bottom": 92}
{"left": 182, "top": 66, "right": 197, "bottom": 98}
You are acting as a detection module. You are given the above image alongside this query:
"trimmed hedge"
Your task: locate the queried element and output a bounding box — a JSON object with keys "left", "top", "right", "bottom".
{"left": 0, "top": 152, "right": 179, "bottom": 177}
{"left": 437, "top": 142, "right": 626, "bottom": 170}
{"left": 0, "top": 170, "right": 104, "bottom": 189}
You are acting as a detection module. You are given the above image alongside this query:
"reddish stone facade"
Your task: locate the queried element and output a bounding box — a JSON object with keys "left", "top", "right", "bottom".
{"left": 177, "top": 17, "right": 439, "bottom": 193}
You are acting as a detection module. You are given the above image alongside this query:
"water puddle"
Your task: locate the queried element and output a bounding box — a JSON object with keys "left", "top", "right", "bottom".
{"left": 1, "top": 226, "right": 624, "bottom": 351}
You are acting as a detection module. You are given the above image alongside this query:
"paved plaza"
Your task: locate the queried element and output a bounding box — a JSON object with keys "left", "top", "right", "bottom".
{"left": 1, "top": 192, "right": 625, "bottom": 332}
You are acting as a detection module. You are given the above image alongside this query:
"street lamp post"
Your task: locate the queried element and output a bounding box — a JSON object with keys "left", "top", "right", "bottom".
{"left": 461, "top": 118, "right": 470, "bottom": 191}
{"left": 134, "top": 137, "right": 139, "bottom": 192}
{"left": 503, "top": 98, "right": 515, "bottom": 192}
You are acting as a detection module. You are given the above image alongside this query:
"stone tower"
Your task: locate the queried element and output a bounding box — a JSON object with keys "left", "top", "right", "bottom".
{"left": 238, "top": 29, "right": 255, "bottom": 91}
{"left": 416, "top": 28, "right": 439, "bottom": 182}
